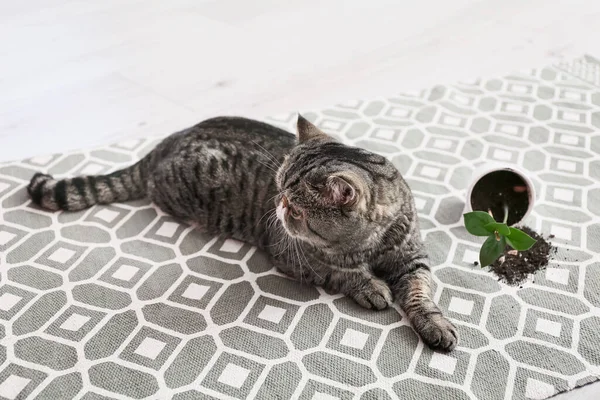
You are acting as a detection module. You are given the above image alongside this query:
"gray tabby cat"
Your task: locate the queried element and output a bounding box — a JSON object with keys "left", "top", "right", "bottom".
{"left": 28, "top": 115, "right": 458, "bottom": 351}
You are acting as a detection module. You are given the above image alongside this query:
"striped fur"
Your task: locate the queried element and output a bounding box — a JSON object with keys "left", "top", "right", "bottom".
{"left": 27, "top": 160, "right": 148, "bottom": 211}
{"left": 28, "top": 115, "right": 457, "bottom": 351}
{"left": 392, "top": 267, "right": 458, "bottom": 350}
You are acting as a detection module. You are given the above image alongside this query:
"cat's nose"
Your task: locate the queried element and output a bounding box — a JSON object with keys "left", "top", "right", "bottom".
{"left": 276, "top": 198, "right": 288, "bottom": 221}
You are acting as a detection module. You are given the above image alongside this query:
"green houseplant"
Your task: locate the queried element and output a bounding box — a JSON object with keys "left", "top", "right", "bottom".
{"left": 463, "top": 210, "right": 536, "bottom": 267}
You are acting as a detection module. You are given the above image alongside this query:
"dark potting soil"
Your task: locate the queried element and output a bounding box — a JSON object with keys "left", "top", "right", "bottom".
{"left": 470, "top": 170, "right": 529, "bottom": 226}
{"left": 486, "top": 226, "right": 556, "bottom": 286}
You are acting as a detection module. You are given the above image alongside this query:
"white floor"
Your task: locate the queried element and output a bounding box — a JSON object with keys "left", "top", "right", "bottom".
{"left": 2, "top": 0, "right": 600, "bottom": 163}
{"left": 1, "top": 1, "right": 599, "bottom": 398}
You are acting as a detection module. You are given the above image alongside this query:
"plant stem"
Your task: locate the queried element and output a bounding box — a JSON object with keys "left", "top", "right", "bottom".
{"left": 488, "top": 208, "right": 501, "bottom": 241}
{"left": 503, "top": 203, "right": 509, "bottom": 225}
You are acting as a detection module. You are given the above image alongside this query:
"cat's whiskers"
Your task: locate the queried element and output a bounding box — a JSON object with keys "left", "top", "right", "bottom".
{"left": 251, "top": 141, "right": 281, "bottom": 167}
{"left": 266, "top": 192, "right": 282, "bottom": 204}
{"left": 291, "top": 239, "right": 305, "bottom": 283}
{"left": 266, "top": 218, "right": 288, "bottom": 249}
{"left": 257, "top": 155, "right": 280, "bottom": 171}
{"left": 295, "top": 238, "right": 322, "bottom": 280}
{"left": 256, "top": 207, "right": 276, "bottom": 228}
{"left": 268, "top": 236, "right": 287, "bottom": 249}
{"left": 272, "top": 223, "right": 293, "bottom": 257}
{"left": 266, "top": 211, "right": 281, "bottom": 234}
{"left": 283, "top": 236, "right": 298, "bottom": 281}
{"left": 251, "top": 143, "right": 281, "bottom": 173}
{"left": 255, "top": 158, "right": 279, "bottom": 174}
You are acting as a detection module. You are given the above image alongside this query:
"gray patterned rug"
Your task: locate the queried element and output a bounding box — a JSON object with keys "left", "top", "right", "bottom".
{"left": 1, "top": 55, "right": 599, "bottom": 400}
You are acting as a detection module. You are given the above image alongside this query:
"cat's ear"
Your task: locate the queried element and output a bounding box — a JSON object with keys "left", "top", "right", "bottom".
{"left": 324, "top": 175, "right": 357, "bottom": 206}
{"left": 297, "top": 114, "right": 329, "bottom": 143}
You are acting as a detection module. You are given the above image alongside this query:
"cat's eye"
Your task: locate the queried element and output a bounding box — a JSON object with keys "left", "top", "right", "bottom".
{"left": 305, "top": 181, "right": 319, "bottom": 191}
{"left": 289, "top": 205, "right": 303, "bottom": 219}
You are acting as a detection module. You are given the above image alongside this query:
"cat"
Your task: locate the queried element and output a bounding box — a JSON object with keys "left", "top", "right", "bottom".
{"left": 28, "top": 115, "right": 458, "bottom": 351}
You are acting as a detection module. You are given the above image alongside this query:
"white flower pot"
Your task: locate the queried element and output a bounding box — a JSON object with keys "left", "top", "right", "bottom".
{"left": 465, "top": 164, "right": 536, "bottom": 226}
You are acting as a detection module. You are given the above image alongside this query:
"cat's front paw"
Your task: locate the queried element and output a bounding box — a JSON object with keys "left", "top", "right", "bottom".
{"left": 415, "top": 314, "right": 458, "bottom": 352}
{"left": 350, "top": 278, "right": 393, "bottom": 310}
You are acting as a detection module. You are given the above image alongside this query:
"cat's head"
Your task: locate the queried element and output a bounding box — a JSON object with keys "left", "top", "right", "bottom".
{"left": 275, "top": 115, "right": 408, "bottom": 252}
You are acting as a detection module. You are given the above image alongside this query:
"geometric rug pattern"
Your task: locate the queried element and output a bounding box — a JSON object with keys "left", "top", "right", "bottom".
{"left": 0, "top": 55, "right": 599, "bottom": 399}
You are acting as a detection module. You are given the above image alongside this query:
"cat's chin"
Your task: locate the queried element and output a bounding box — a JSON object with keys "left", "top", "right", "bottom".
{"left": 276, "top": 206, "right": 300, "bottom": 238}
{"left": 284, "top": 230, "right": 329, "bottom": 249}
{"left": 279, "top": 224, "right": 313, "bottom": 245}
{"left": 281, "top": 225, "right": 302, "bottom": 240}
{"left": 276, "top": 210, "right": 327, "bottom": 247}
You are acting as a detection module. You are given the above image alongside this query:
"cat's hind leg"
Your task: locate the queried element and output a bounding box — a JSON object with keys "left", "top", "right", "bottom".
{"left": 147, "top": 160, "right": 202, "bottom": 221}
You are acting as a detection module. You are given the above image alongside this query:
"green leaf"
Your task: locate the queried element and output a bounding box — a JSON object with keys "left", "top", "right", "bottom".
{"left": 505, "top": 227, "right": 537, "bottom": 251}
{"left": 479, "top": 234, "right": 506, "bottom": 267}
{"left": 484, "top": 222, "right": 510, "bottom": 236}
{"left": 464, "top": 211, "right": 496, "bottom": 236}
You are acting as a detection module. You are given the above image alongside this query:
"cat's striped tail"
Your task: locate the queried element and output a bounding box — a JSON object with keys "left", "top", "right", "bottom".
{"left": 27, "top": 159, "right": 149, "bottom": 211}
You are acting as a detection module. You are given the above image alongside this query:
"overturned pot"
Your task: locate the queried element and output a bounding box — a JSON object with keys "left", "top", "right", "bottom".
{"left": 465, "top": 165, "right": 536, "bottom": 226}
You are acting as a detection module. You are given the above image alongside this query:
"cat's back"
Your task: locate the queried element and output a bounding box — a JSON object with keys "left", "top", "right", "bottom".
{"left": 147, "top": 117, "right": 295, "bottom": 244}
{"left": 197, "top": 116, "right": 295, "bottom": 142}
{"left": 158, "top": 116, "right": 296, "bottom": 159}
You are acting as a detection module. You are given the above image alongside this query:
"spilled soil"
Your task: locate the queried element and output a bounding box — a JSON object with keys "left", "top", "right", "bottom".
{"left": 483, "top": 226, "right": 557, "bottom": 286}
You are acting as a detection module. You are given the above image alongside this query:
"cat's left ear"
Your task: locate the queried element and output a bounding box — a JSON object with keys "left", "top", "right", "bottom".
{"left": 297, "top": 114, "right": 330, "bottom": 143}
{"left": 324, "top": 175, "right": 358, "bottom": 206}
